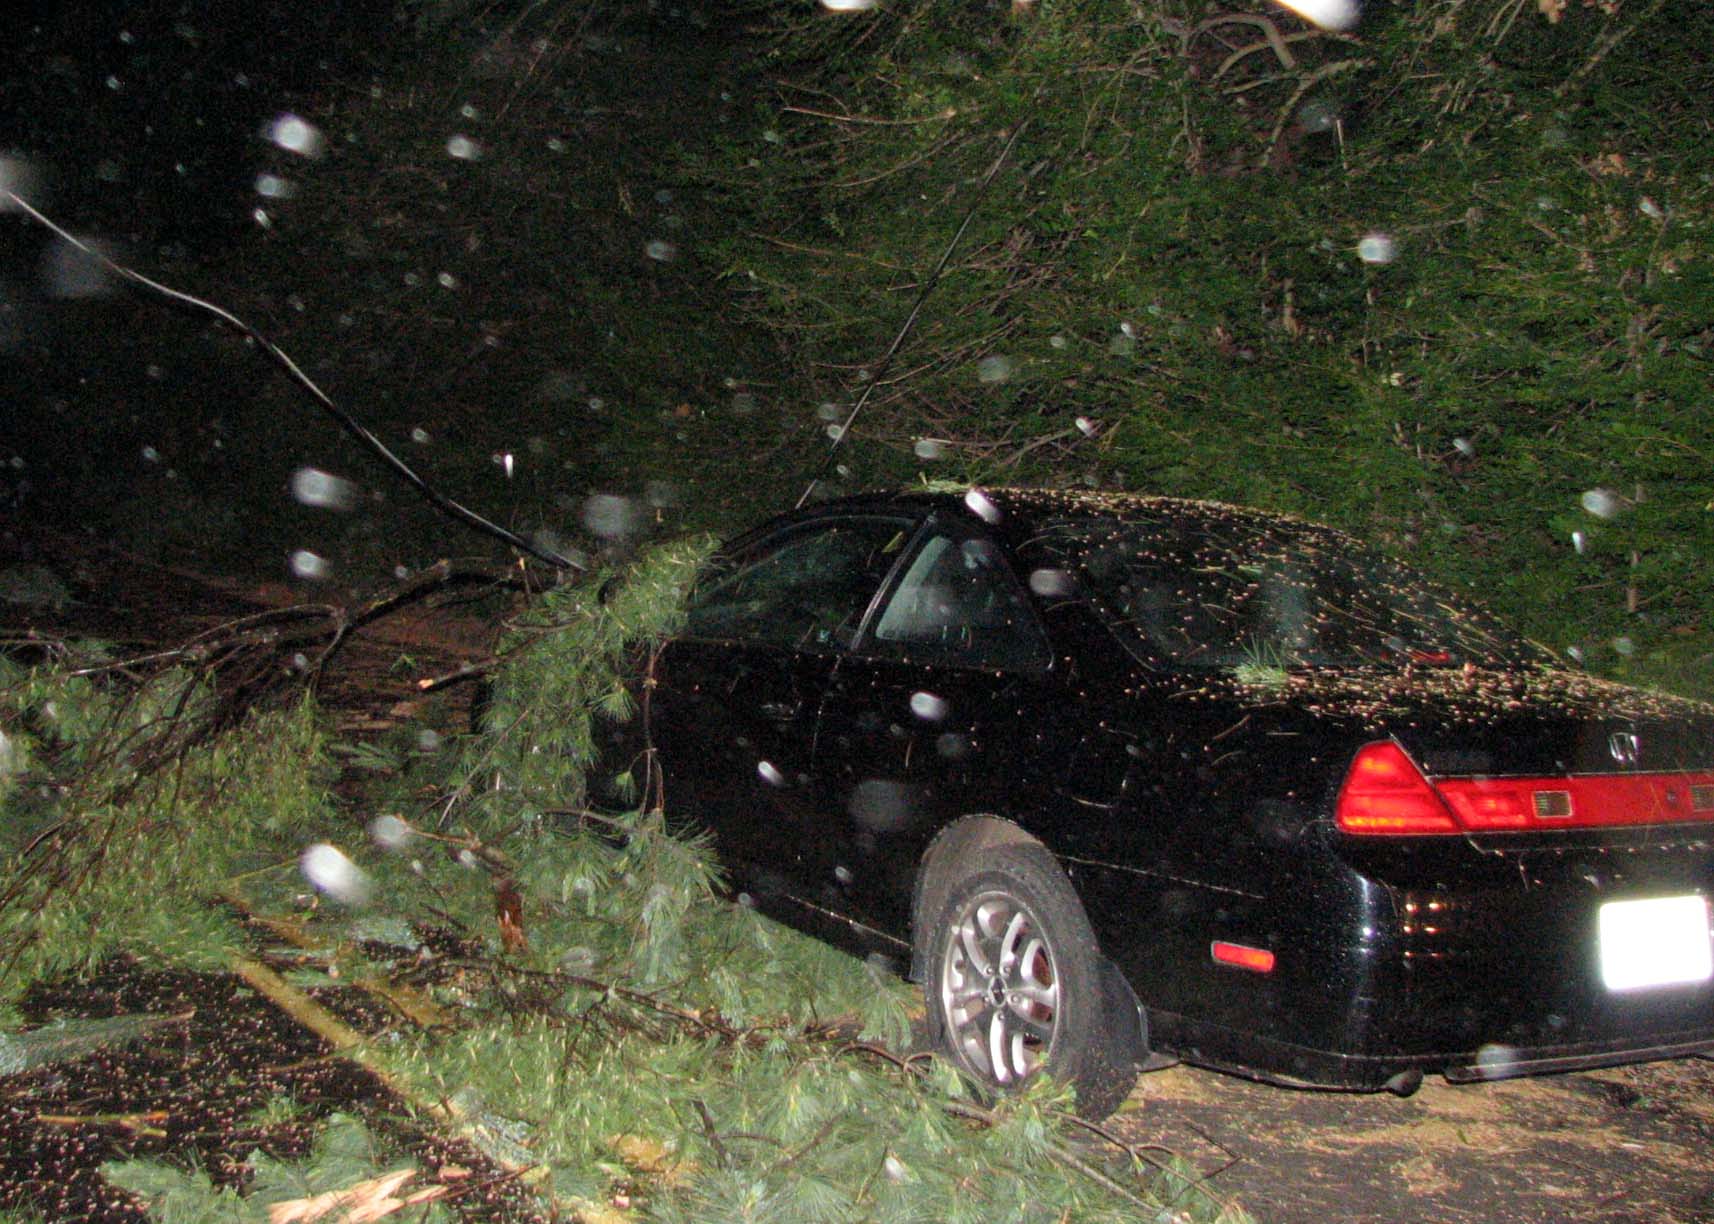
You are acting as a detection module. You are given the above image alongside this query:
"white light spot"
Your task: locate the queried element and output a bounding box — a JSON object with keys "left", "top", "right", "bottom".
{"left": 1273, "top": 0, "right": 1359, "bottom": 31}
{"left": 368, "top": 814, "right": 413, "bottom": 849}
{"left": 882, "top": 1154, "right": 907, "bottom": 1184}
{"left": 1357, "top": 232, "right": 1396, "bottom": 265}
{"left": 255, "top": 173, "right": 294, "bottom": 199}
{"left": 411, "top": 427, "right": 431, "bottom": 444}
{"left": 141, "top": 446, "right": 160, "bottom": 463}
{"left": 252, "top": 208, "right": 271, "bottom": 229}
{"left": 1638, "top": 197, "right": 1665, "bottom": 221}
{"left": 644, "top": 239, "right": 677, "bottom": 262}
{"left": 909, "top": 692, "right": 949, "bottom": 722}
{"left": 976, "top": 354, "right": 1014, "bottom": 384}
{"left": 1580, "top": 489, "right": 1621, "bottom": 519}
{"left": 437, "top": 271, "right": 457, "bottom": 289}
{"left": 820, "top": 0, "right": 878, "bottom": 9}
{"left": 757, "top": 760, "right": 786, "bottom": 787}
{"left": 914, "top": 438, "right": 945, "bottom": 460}
{"left": 1049, "top": 334, "right": 1068, "bottom": 349}
{"left": 1029, "top": 568, "right": 1073, "bottom": 597}
{"left": 824, "top": 423, "right": 845, "bottom": 441}
{"left": 963, "top": 488, "right": 1001, "bottom": 523}
{"left": 495, "top": 452, "right": 514, "bottom": 478}
{"left": 1571, "top": 530, "right": 1586, "bottom": 554}
{"left": 290, "top": 467, "right": 358, "bottom": 511}
{"left": 834, "top": 864, "right": 854, "bottom": 884}
{"left": 446, "top": 134, "right": 483, "bottom": 160}
{"left": 300, "top": 843, "right": 371, "bottom": 905}
{"left": 289, "top": 550, "right": 329, "bottom": 580}
{"left": 265, "top": 113, "right": 326, "bottom": 159}
{"left": 582, "top": 493, "right": 642, "bottom": 539}
{"left": 1613, "top": 636, "right": 1635, "bottom": 657}
{"left": 1075, "top": 416, "right": 1097, "bottom": 437}
{"left": 1473, "top": 1043, "right": 1521, "bottom": 1080}
{"left": 0, "top": 157, "right": 45, "bottom": 211}
{"left": 1567, "top": 645, "right": 1585, "bottom": 663}
{"left": 459, "top": 102, "right": 480, "bottom": 120}
{"left": 1452, "top": 437, "right": 1474, "bottom": 457}
{"left": 816, "top": 402, "right": 842, "bottom": 422}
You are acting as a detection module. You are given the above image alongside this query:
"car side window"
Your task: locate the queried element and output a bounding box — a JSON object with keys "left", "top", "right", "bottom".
{"left": 684, "top": 518, "right": 912, "bottom": 650}
{"left": 870, "top": 533, "right": 1050, "bottom": 669}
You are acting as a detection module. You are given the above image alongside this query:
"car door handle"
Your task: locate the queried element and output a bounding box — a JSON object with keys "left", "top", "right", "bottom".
{"left": 758, "top": 699, "right": 802, "bottom": 723}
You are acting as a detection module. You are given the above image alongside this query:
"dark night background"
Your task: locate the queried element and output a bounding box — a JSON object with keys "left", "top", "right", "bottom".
{"left": 3, "top": 0, "right": 1712, "bottom": 695}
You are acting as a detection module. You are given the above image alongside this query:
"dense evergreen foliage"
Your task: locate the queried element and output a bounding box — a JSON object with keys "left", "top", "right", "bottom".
{"left": 695, "top": 0, "right": 1713, "bottom": 695}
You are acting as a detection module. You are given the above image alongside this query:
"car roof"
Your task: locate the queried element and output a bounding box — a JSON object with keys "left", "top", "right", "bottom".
{"left": 795, "top": 485, "right": 1347, "bottom": 548}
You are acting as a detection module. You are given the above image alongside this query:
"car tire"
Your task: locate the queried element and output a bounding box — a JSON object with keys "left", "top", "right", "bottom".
{"left": 923, "top": 843, "right": 1138, "bottom": 1120}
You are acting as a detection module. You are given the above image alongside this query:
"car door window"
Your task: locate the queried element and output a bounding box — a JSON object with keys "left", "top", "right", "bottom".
{"left": 685, "top": 518, "right": 912, "bottom": 650}
{"left": 871, "top": 533, "right": 1050, "bottom": 669}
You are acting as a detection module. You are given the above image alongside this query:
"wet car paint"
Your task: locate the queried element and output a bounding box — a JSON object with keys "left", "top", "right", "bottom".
{"left": 625, "top": 488, "right": 1714, "bottom": 1090}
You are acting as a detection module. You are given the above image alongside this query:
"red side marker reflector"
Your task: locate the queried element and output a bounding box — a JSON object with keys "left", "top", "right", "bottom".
{"left": 1211, "top": 941, "right": 1276, "bottom": 974}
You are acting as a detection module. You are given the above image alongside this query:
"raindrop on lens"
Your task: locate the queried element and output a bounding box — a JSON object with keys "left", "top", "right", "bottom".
{"left": 976, "top": 354, "right": 1014, "bottom": 384}
{"left": 1050, "top": 334, "right": 1068, "bottom": 349}
{"left": 290, "top": 467, "right": 358, "bottom": 511}
{"left": 255, "top": 173, "right": 294, "bottom": 199}
{"left": 1075, "top": 416, "right": 1097, "bottom": 437}
{"left": 141, "top": 446, "right": 160, "bottom": 463}
{"left": 411, "top": 427, "right": 430, "bottom": 444}
{"left": 368, "top": 814, "right": 412, "bottom": 849}
{"left": 1029, "top": 568, "right": 1073, "bottom": 597}
{"left": 1452, "top": 437, "right": 1474, "bottom": 457}
{"left": 914, "top": 438, "right": 945, "bottom": 460}
{"left": 963, "top": 488, "right": 1001, "bottom": 523}
{"left": 1357, "top": 233, "right": 1396, "bottom": 265}
{"left": 582, "top": 493, "right": 641, "bottom": 539}
{"left": 1473, "top": 1043, "right": 1520, "bottom": 1079}
{"left": 300, "top": 843, "right": 371, "bottom": 904}
{"left": 446, "top": 134, "right": 483, "bottom": 160}
{"left": 816, "top": 402, "right": 842, "bottom": 422}
{"left": 289, "top": 550, "right": 329, "bottom": 580}
{"left": 1613, "top": 636, "right": 1635, "bottom": 657}
{"left": 644, "top": 239, "right": 677, "bottom": 262}
{"left": 909, "top": 692, "right": 949, "bottom": 721}
{"left": 1580, "top": 489, "right": 1620, "bottom": 519}
{"left": 265, "top": 113, "right": 326, "bottom": 158}
{"left": 824, "top": 423, "right": 845, "bottom": 441}
{"left": 834, "top": 864, "right": 854, "bottom": 884}
{"left": 757, "top": 760, "right": 786, "bottom": 787}
{"left": 1571, "top": 530, "right": 1585, "bottom": 554}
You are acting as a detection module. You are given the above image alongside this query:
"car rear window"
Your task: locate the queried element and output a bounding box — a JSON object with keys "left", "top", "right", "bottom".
{"left": 1036, "top": 514, "right": 1532, "bottom": 670}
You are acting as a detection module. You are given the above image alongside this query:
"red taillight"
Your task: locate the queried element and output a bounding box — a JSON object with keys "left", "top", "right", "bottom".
{"left": 1211, "top": 941, "right": 1276, "bottom": 973}
{"left": 1335, "top": 742, "right": 1460, "bottom": 835}
{"left": 1336, "top": 741, "right": 1714, "bottom": 836}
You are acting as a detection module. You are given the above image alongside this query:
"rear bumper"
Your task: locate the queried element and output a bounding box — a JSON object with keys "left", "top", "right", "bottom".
{"left": 1153, "top": 1009, "right": 1714, "bottom": 1091}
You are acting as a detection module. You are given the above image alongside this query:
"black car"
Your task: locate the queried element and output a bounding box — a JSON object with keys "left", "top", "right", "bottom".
{"left": 614, "top": 486, "right": 1714, "bottom": 1118}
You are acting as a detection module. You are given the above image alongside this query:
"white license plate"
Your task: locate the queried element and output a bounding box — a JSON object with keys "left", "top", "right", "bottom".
{"left": 1599, "top": 895, "right": 1714, "bottom": 992}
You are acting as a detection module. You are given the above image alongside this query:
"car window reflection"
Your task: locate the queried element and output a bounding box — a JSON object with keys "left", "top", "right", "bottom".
{"left": 684, "top": 519, "right": 910, "bottom": 650}
{"left": 872, "top": 533, "right": 1050, "bottom": 669}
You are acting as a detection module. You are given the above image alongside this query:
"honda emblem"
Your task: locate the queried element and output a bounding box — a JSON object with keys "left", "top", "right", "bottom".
{"left": 1608, "top": 731, "right": 1641, "bottom": 767}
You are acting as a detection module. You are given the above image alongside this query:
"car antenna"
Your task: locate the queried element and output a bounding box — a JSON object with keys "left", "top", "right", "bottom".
{"left": 794, "top": 120, "right": 1029, "bottom": 510}
{"left": 1, "top": 188, "right": 580, "bottom": 573}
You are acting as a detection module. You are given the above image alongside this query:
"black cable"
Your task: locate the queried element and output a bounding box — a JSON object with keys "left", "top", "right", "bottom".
{"left": 795, "top": 119, "right": 1030, "bottom": 509}
{"left": 2, "top": 189, "right": 579, "bottom": 572}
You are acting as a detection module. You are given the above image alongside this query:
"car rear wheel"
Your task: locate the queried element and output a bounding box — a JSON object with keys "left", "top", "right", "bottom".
{"left": 924, "top": 843, "right": 1138, "bottom": 1119}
